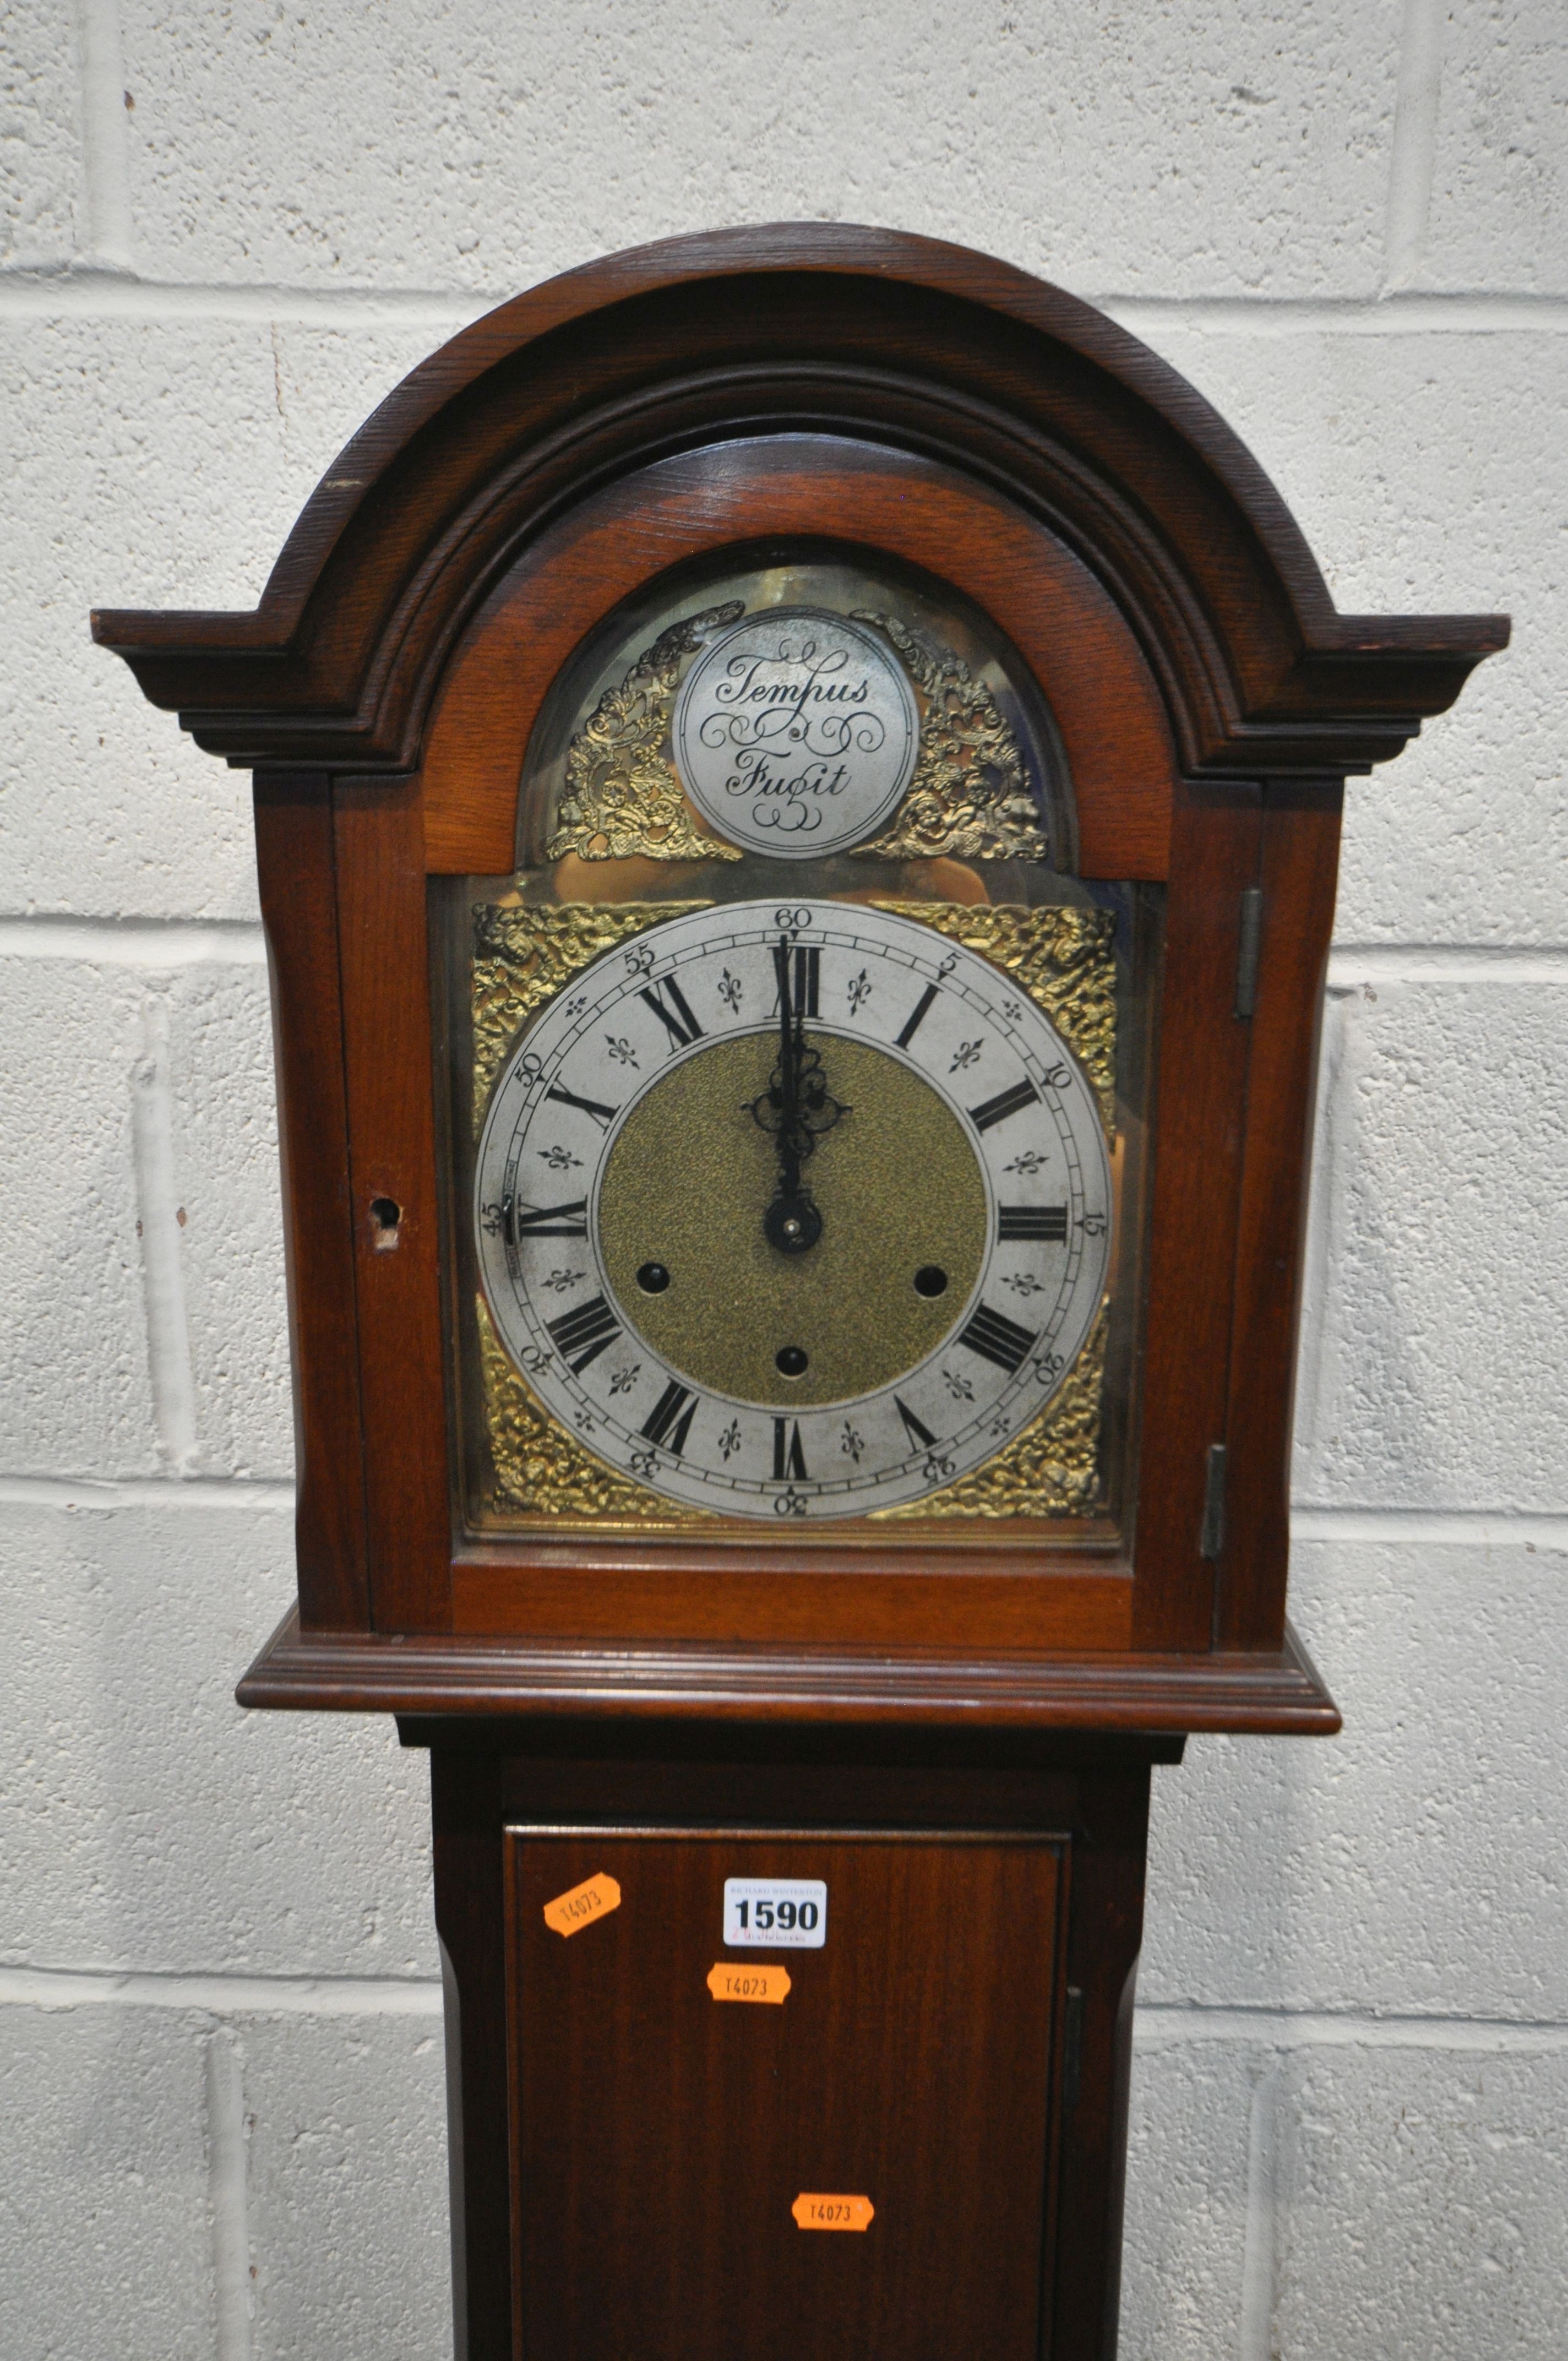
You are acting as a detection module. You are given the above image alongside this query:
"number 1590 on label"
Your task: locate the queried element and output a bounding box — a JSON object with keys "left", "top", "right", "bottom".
{"left": 723, "top": 1877, "right": 827, "bottom": 1949}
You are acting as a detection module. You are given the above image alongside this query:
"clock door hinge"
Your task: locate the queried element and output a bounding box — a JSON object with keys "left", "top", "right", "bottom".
{"left": 1234, "top": 885, "right": 1264, "bottom": 1018}
{"left": 1061, "top": 1985, "right": 1085, "bottom": 2116}
{"left": 1199, "top": 1442, "right": 1228, "bottom": 1561}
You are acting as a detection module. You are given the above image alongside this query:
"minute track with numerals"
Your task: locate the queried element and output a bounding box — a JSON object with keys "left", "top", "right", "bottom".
{"left": 475, "top": 901, "right": 1112, "bottom": 1520}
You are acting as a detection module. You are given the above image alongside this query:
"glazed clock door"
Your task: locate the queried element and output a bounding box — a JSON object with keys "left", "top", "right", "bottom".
{"left": 434, "top": 522, "right": 1163, "bottom": 1634}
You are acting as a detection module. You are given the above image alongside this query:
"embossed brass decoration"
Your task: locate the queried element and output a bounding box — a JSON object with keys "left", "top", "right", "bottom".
{"left": 874, "top": 1307, "right": 1108, "bottom": 1520}
{"left": 544, "top": 605, "right": 745, "bottom": 863}
{"left": 874, "top": 899, "right": 1117, "bottom": 1133}
{"left": 477, "top": 1296, "right": 711, "bottom": 1524}
{"left": 853, "top": 614, "right": 1049, "bottom": 863}
{"left": 470, "top": 897, "right": 1117, "bottom": 1528}
{"left": 541, "top": 598, "right": 1054, "bottom": 867}
{"left": 472, "top": 900, "right": 709, "bottom": 1124}
{"left": 473, "top": 899, "right": 715, "bottom": 1522}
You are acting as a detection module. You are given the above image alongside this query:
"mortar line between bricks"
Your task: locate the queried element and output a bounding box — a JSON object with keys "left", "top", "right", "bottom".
{"left": 0, "top": 917, "right": 267, "bottom": 966}
{"left": 0, "top": 1473, "right": 296, "bottom": 1510}
{"left": 0, "top": 271, "right": 492, "bottom": 325}
{"left": 6, "top": 1464, "right": 1558, "bottom": 1539}
{"left": 1384, "top": 0, "right": 1446, "bottom": 292}
{"left": 206, "top": 2027, "right": 254, "bottom": 2361}
{"left": 1235, "top": 2056, "right": 1282, "bottom": 2361}
{"left": 1112, "top": 292, "right": 1568, "bottom": 336}
{"left": 1, "top": 271, "right": 1567, "bottom": 334}
{"left": 130, "top": 995, "right": 202, "bottom": 1476}
{"left": 1, "top": 1476, "right": 1562, "bottom": 1541}
{"left": 1290, "top": 1506, "right": 1568, "bottom": 1547}
{"left": 0, "top": 1965, "right": 444, "bottom": 2014}
{"left": 1134, "top": 2004, "right": 1568, "bottom": 2053}
{"left": 1326, "top": 946, "right": 1568, "bottom": 987}
{"left": 2, "top": 1967, "right": 1563, "bottom": 2048}
{"left": 74, "top": 0, "right": 133, "bottom": 274}
{"left": 6, "top": 918, "right": 1566, "bottom": 988}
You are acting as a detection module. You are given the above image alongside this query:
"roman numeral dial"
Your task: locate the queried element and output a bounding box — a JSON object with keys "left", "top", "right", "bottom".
{"left": 957, "top": 1302, "right": 1038, "bottom": 1374}
{"left": 474, "top": 897, "right": 1114, "bottom": 1524}
{"left": 772, "top": 946, "right": 820, "bottom": 1019}
{"left": 639, "top": 975, "right": 704, "bottom": 1050}
{"left": 894, "top": 1395, "right": 939, "bottom": 1452}
{"left": 509, "top": 1198, "right": 589, "bottom": 1241}
{"left": 545, "top": 1081, "right": 619, "bottom": 1129}
{"left": 545, "top": 1293, "right": 620, "bottom": 1373}
{"left": 773, "top": 1419, "right": 808, "bottom": 1481}
{"left": 998, "top": 1204, "right": 1068, "bottom": 1243}
{"left": 640, "top": 1379, "right": 698, "bottom": 1454}
{"left": 969, "top": 1079, "right": 1041, "bottom": 1133}
{"left": 895, "top": 982, "right": 938, "bottom": 1048}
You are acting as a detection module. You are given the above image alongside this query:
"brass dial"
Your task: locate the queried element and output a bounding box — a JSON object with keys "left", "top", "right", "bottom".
{"left": 596, "top": 1032, "right": 988, "bottom": 1408}
{"left": 475, "top": 900, "right": 1112, "bottom": 1521}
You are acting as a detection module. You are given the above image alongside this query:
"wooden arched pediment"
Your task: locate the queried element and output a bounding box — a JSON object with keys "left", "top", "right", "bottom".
{"left": 91, "top": 224, "right": 1505, "bottom": 780}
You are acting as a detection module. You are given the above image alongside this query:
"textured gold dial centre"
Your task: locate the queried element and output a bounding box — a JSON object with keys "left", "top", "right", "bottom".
{"left": 596, "top": 1032, "right": 988, "bottom": 1407}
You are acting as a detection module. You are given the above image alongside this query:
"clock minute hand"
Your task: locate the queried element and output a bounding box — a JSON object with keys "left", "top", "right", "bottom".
{"left": 749, "top": 934, "right": 848, "bottom": 1255}
{"left": 764, "top": 934, "right": 819, "bottom": 1253}
{"left": 775, "top": 937, "right": 801, "bottom": 1193}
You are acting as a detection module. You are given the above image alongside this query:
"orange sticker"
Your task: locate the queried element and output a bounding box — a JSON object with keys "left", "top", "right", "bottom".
{"left": 542, "top": 1872, "right": 622, "bottom": 1938}
{"left": 792, "top": 2193, "right": 874, "bottom": 2232}
{"left": 706, "top": 1962, "right": 792, "bottom": 2005}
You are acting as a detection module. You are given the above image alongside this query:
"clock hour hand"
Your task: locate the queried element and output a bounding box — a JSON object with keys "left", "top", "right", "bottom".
{"left": 749, "top": 935, "right": 847, "bottom": 1255}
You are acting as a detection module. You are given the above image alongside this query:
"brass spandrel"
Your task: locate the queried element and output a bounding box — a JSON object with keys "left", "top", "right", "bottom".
{"left": 540, "top": 598, "right": 1055, "bottom": 869}
{"left": 544, "top": 605, "right": 744, "bottom": 864}
{"left": 472, "top": 900, "right": 710, "bottom": 1126}
{"left": 852, "top": 613, "right": 1049, "bottom": 862}
{"left": 873, "top": 899, "right": 1118, "bottom": 1134}
{"left": 873, "top": 1304, "right": 1108, "bottom": 1522}
{"left": 476, "top": 1294, "right": 712, "bottom": 1525}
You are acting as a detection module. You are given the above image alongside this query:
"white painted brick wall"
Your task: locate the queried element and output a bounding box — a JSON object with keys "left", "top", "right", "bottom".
{"left": 1, "top": 4, "right": 1562, "bottom": 2354}
{"left": 0, "top": 1999, "right": 217, "bottom": 2358}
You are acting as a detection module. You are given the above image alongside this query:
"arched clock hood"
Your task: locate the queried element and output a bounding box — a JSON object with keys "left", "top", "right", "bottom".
{"left": 90, "top": 222, "right": 1507, "bottom": 1728}
{"left": 91, "top": 221, "right": 1505, "bottom": 780}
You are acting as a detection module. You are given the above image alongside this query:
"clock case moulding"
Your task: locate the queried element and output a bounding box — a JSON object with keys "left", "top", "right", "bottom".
{"left": 92, "top": 224, "right": 1507, "bottom": 1736}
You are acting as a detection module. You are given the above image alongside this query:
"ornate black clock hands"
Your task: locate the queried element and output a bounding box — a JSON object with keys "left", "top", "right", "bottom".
{"left": 750, "top": 935, "right": 848, "bottom": 1254}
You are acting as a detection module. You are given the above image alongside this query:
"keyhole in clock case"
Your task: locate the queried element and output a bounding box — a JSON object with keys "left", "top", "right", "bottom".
{"left": 369, "top": 1196, "right": 402, "bottom": 1250}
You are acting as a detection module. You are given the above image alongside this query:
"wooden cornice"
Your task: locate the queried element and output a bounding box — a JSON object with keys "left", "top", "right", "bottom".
{"left": 236, "top": 1606, "right": 1341, "bottom": 1737}
{"left": 91, "top": 223, "right": 1506, "bottom": 781}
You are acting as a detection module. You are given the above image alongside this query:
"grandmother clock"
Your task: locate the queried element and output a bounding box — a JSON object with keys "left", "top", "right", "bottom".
{"left": 95, "top": 228, "right": 1505, "bottom": 2357}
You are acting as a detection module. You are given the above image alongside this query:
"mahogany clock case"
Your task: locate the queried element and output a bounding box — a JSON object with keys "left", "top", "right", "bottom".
{"left": 422, "top": 1719, "right": 1171, "bottom": 2361}
{"left": 89, "top": 227, "right": 1507, "bottom": 2361}
{"left": 90, "top": 225, "right": 1507, "bottom": 1733}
